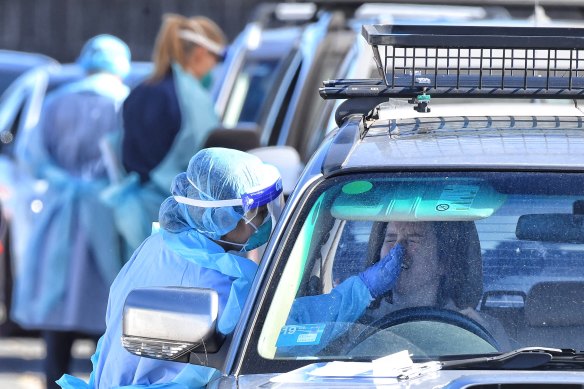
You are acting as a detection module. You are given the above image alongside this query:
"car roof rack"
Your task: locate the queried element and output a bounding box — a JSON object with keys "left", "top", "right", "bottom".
{"left": 320, "top": 24, "right": 584, "bottom": 117}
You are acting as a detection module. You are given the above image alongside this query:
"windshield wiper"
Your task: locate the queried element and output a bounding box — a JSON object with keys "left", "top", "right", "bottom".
{"left": 441, "top": 347, "right": 584, "bottom": 370}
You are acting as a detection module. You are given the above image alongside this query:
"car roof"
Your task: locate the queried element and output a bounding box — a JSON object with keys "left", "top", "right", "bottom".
{"left": 345, "top": 113, "right": 584, "bottom": 171}
{"left": 0, "top": 49, "right": 56, "bottom": 68}
{"left": 0, "top": 50, "right": 58, "bottom": 95}
{"left": 43, "top": 61, "right": 152, "bottom": 92}
{"left": 378, "top": 100, "right": 584, "bottom": 120}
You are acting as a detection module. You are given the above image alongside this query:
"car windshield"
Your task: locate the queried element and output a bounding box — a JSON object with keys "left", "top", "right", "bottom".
{"left": 258, "top": 172, "right": 584, "bottom": 361}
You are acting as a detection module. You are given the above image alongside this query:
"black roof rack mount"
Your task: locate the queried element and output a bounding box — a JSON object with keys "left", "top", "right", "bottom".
{"left": 320, "top": 24, "right": 584, "bottom": 105}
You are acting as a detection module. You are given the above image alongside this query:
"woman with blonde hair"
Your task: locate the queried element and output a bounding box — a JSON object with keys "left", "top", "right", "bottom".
{"left": 102, "top": 14, "right": 227, "bottom": 258}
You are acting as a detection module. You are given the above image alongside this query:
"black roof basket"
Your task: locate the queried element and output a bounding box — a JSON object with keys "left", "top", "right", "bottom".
{"left": 321, "top": 24, "right": 584, "bottom": 105}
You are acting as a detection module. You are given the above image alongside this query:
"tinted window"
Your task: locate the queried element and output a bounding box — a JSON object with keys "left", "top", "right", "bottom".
{"left": 223, "top": 58, "right": 280, "bottom": 126}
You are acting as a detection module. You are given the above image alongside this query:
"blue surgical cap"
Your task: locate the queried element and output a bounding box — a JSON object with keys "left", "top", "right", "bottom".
{"left": 159, "top": 148, "right": 280, "bottom": 239}
{"left": 77, "top": 34, "right": 131, "bottom": 78}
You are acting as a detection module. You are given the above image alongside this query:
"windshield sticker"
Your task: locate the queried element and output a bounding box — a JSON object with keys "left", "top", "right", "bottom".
{"left": 276, "top": 324, "right": 326, "bottom": 347}
{"left": 342, "top": 180, "right": 373, "bottom": 195}
{"left": 436, "top": 184, "right": 478, "bottom": 212}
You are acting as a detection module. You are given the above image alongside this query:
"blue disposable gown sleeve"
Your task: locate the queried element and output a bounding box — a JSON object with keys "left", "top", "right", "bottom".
{"left": 288, "top": 276, "right": 373, "bottom": 326}
{"left": 277, "top": 275, "right": 373, "bottom": 356}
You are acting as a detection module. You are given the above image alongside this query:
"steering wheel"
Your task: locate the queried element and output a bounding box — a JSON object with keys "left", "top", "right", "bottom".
{"left": 334, "top": 306, "right": 500, "bottom": 357}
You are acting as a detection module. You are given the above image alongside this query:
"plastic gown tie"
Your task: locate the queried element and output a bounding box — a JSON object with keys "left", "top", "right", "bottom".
{"left": 12, "top": 152, "right": 120, "bottom": 329}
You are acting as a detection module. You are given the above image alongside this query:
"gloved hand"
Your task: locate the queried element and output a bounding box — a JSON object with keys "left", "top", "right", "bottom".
{"left": 359, "top": 243, "right": 405, "bottom": 299}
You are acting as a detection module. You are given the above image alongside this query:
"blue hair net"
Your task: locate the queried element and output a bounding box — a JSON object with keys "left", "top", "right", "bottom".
{"left": 77, "top": 34, "right": 131, "bottom": 78}
{"left": 159, "top": 148, "right": 278, "bottom": 239}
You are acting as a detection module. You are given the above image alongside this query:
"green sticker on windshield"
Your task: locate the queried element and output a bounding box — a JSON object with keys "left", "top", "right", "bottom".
{"left": 342, "top": 180, "right": 373, "bottom": 195}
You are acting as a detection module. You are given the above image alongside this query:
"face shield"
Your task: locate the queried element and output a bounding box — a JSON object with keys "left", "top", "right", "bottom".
{"left": 178, "top": 29, "right": 226, "bottom": 61}
{"left": 173, "top": 164, "right": 284, "bottom": 251}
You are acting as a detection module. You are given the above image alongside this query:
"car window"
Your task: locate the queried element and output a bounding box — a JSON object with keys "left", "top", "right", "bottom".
{"left": 257, "top": 172, "right": 584, "bottom": 361}
{"left": 223, "top": 58, "right": 281, "bottom": 127}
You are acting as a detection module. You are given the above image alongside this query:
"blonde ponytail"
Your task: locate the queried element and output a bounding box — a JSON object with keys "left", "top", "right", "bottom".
{"left": 149, "top": 14, "right": 226, "bottom": 83}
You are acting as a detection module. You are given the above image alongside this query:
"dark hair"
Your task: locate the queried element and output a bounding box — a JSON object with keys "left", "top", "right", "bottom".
{"left": 434, "top": 221, "right": 483, "bottom": 309}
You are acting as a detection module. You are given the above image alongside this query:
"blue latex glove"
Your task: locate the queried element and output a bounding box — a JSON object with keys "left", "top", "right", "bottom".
{"left": 359, "top": 243, "right": 405, "bottom": 299}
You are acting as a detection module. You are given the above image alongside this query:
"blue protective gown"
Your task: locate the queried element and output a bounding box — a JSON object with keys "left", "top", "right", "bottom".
{"left": 57, "top": 232, "right": 373, "bottom": 389}
{"left": 58, "top": 228, "right": 258, "bottom": 389}
{"left": 276, "top": 276, "right": 372, "bottom": 357}
{"left": 287, "top": 276, "right": 371, "bottom": 331}
{"left": 10, "top": 73, "right": 129, "bottom": 333}
{"left": 102, "top": 64, "right": 218, "bottom": 256}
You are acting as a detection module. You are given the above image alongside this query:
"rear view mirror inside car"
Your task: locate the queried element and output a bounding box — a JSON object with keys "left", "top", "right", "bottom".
{"left": 516, "top": 213, "right": 584, "bottom": 243}
{"left": 331, "top": 178, "right": 506, "bottom": 222}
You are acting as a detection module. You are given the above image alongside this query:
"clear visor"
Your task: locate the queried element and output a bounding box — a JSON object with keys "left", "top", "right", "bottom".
{"left": 174, "top": 164, "right": 284, "bottom": 226}
{"left": 241, "top": 192, "right": 285, "bottom": 228}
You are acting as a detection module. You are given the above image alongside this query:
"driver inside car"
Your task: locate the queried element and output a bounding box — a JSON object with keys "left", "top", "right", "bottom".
{"left": 370, "top": 221, "right": 514, "bottom": 351}
{"left": 281, "top": 220, "right": 514, "bottom": 355}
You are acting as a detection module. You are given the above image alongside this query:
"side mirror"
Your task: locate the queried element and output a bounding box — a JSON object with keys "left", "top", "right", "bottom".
{"left": 122, "top": 287, "right": 224, "bottom": 364}
{"left": 247, "top": 146, "right": 303, "bottom": 195}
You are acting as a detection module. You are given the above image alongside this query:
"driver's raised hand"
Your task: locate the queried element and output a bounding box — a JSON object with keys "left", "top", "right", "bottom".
{"left": 358, "top": 243, "right": 405, "bottom": 298}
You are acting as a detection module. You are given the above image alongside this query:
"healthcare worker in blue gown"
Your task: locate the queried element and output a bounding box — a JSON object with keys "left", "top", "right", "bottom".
{"left": 58, "top": 147, "right": 285, "bottom": 389}
{"left": 57, "top": 147, "right": 407, "bottom": 389}
{"left": 8, "top": 35, "right": 131, "bottom": 389}
{"left": 102, "top": 14, "right": 227, "bottom": 258}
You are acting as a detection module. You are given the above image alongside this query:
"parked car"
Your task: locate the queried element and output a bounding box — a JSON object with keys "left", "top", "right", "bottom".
{"left": 212, "top": 1, "right": 318, "bottom": 124}
{"left": 0, "top": 50, "right": 57, "bottom": 97}
{"left": 120, "top": 24, "right": 584, "bottom": 386}
{"left": 210, "top": 1, "right": 512, "bottom": 190}
{"left": 211, "top": 1, "right": 335, "bottom": 160}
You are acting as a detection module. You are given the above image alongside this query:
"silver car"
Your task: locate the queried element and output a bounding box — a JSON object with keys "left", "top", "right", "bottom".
{"left": 123, "top": 23, "right": 584, "bottom": 387}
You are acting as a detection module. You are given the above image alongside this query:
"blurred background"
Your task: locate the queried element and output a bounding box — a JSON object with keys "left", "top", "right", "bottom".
{"left": 0, "top": 0, "right": 265, "bottom": 62}
{"left": 3, "top": 1, "right": 584, "bottom": 388}
{"left": 3, "top": 0, "right": 584, "bottom": 62}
